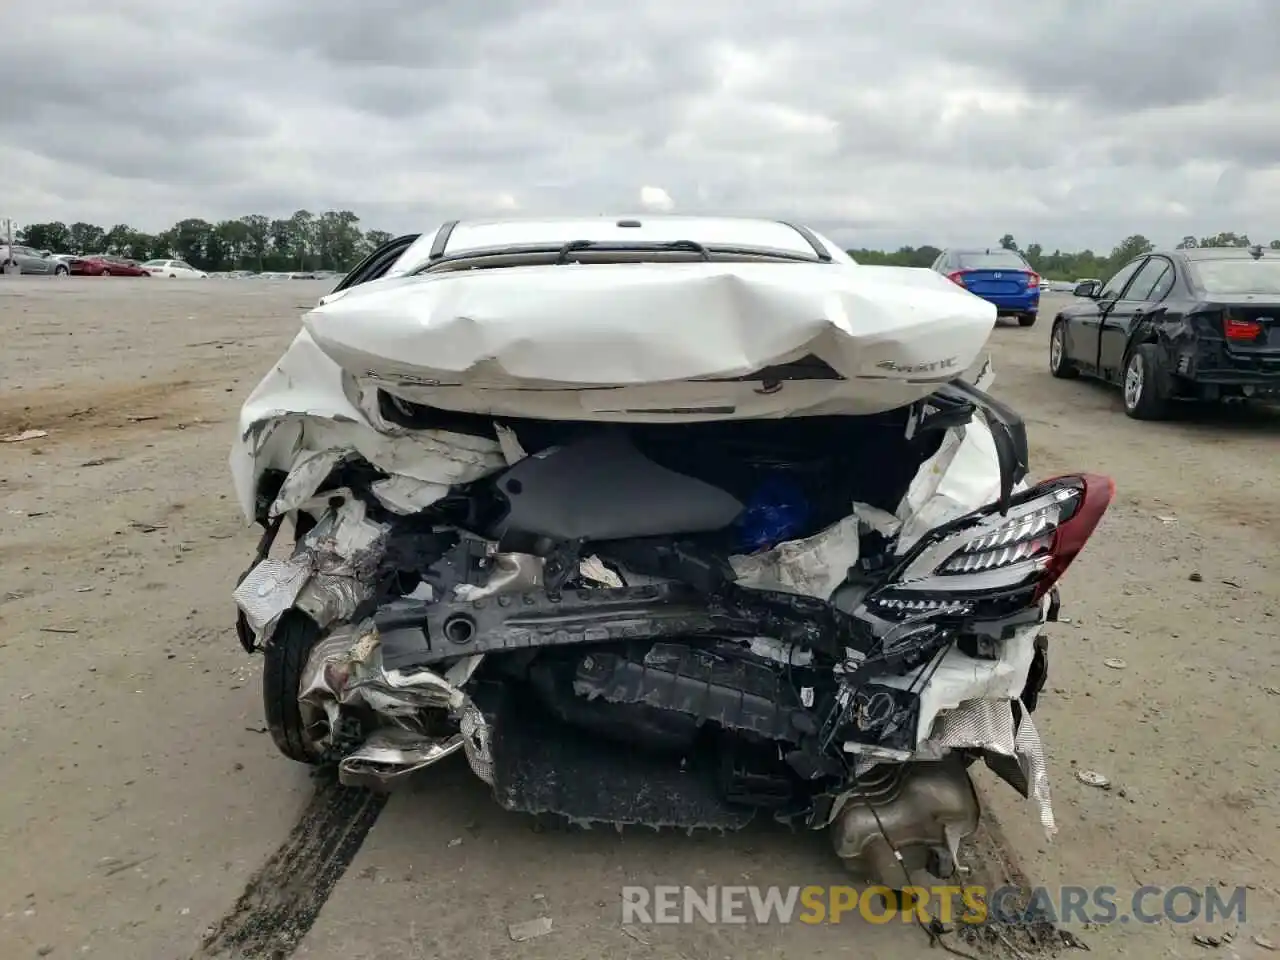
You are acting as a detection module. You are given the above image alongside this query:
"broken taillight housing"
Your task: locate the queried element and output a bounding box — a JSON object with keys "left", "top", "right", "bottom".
{"left": 862, "top": 474, "right": 1114, "bottom": 621}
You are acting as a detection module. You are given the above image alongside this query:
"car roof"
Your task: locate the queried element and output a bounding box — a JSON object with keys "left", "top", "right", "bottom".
{"left": 947, "top": 248, "right": 1026, "bottom": 255}
{"left": 1172, "top": 246, "right": 1270, "bottom": 261}
{"left": 386, "top": 215, "right": 855, "bottom": 275}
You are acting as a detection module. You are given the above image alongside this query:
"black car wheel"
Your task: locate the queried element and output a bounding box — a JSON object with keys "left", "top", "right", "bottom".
{"left": 54, "top": 265, "right": 68, "bottom": 276}
{"left": 1017, "top": 312, "right": 1038, "bottom": 328}
{"left": 262, "top": 610, "right": 326, "bottom": 764}
{"left": 1122, "top": 343, "right": 1172, "bottom": 420}
{"left": 1049, "top": 320, "right": 1078, "bottom": 379}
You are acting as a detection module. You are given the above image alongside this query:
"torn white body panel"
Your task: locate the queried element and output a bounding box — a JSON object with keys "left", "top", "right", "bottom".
{"left": 895, "top": 417, "right": 1002, "bottom": 552}
{"left": 230, "top": 328, "right": 507, "bottom": 521}
{"left": 870, "top": 623, "right": 1040, "bottom": 748}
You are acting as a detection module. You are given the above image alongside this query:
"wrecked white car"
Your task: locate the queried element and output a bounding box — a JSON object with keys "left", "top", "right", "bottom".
{"left": 230, "top": 216, "right": 1114, "bottom": 888}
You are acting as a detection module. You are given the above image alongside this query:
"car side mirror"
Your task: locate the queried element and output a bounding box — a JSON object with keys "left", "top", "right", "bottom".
{"left": 1073, "top": 280, "right": 1100, "bottom": 298}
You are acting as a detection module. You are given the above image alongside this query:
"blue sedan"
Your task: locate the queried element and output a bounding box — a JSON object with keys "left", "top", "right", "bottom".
{"left": 931, "top": 248, "right": 1041, "bottom": 327}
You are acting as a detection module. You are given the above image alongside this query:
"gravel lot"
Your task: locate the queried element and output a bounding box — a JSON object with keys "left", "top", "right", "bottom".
{"left": 1, "top": 278, "right": 1277, "bottom": 959}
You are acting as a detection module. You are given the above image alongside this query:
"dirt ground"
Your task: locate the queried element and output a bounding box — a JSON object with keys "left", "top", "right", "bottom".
{"left": 1, "top": 278, "right": 1277, "bottom": 960}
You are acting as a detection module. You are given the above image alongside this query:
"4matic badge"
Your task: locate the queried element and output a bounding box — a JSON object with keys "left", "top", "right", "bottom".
{"left": 876, "top": 356, "right": 959, "bottom": 375}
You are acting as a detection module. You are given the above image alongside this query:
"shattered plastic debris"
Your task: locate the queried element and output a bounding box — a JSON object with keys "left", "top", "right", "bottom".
{"left": 1103, "top": 658, "right": 1128, "bottom": 670}
{"left": 1, "top": 429, "right": 49, "bottom": 443}
{"left": 508, "top": 916, "right": 553, "bottom": 942}
{"left": 578, "top": 555, "right": 623, "bottom": 588}
{"left": 1076, "top": 769, "right": 1111, "bottom": 789}
{"left": 730, "top": 514, "right": 860, "bottom": 600}
{"left": 495, "top": 423, "right": 527, "bottom": 464}
{"left": 269, "top": 448, "right": 345, "bottom": 517}
{"left": 369, "top": 475, "right": 451, "bottom": 515}
{"left": 232, "top": 556, "right": 314, "bottom": 635}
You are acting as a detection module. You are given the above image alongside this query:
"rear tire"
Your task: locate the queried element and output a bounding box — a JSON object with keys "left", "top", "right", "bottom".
{"left": 99, "top": 268, "right": 111, "bottom": 276}
{"left": 1018, "top": 312, "right": 1038, "bottom": 328}
{"left": 54, "top": 265, "right": 68, "bottom": 276}
{"left": 1049, "top": 320, "right": 1079, "bottom": 379}
{"left": 263, "top": 611, "right": 326, "bottom": 764}
{"left": 1122, "top": 343, "right": 1172, "bottom": 420}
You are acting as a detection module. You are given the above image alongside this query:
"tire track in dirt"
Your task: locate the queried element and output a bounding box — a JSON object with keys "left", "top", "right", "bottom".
{"left": 0, "top": 377, "right": 231, "bottom": 441}
{"left": 194, "top": 777, "right": 387, "bottom": 959}
{"left": 0, "top": 378, "right": 207, "bottom": 432}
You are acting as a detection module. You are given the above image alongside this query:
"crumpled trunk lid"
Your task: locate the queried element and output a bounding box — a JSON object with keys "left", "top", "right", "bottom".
{"left": 302, "top": 261, "right": 996, "bottom": 419}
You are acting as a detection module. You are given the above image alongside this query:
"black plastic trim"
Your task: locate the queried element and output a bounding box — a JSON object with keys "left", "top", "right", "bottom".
{"left": 411, "top": 242, "right": 822, "bottom": 273}
{"left": 778, "top": 221, "right": 833, "bottom": 262}
{"left": 428, "top": 220, "right": 459, "bottom": 261}
{"left": 331, "top": 233, "right": 420, "bottom": 292}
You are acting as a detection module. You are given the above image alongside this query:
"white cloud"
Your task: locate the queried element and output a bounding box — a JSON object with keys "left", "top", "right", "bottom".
{"left": 639, "top": 186, "right": 675, "bottom": 212}
{"left": 1, "top": 0, "right": 1278, "bottom": 250}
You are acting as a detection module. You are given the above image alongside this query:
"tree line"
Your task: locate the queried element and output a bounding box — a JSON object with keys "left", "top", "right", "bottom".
{"left": 14, "top": 212, "right": 1280, "bottom": 278}
{"left": 850, "top": 231, "right": 1280, "bottom": 280}
{"left": 14, "top": 211, "right": 393, "bottom": 274}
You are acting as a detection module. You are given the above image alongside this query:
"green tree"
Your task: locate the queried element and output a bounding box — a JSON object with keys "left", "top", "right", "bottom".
{"left": 314, "top": 210, "right": 362, "bottom": 270}
{"left": 1200, "top": 231, "right": 1250, "bottom": 248}
{"left": 68, "top": 222, "right": 107, "bottom": 254}
{"left": 240, "top": 214, "right": 271, "bottom": 270}
{"left": 170, "top": 218, "right": 214, "bottom": 265}
{"left": 361, "top": 229, "right": 395, "bottom": 256}
{"left": 999, "top": 234, "right": 1018, "bottom": 251}
{"left": 1110, "top": 234, "right": 1154, "bottom": 264}
{"left": 288, "top": 209, "right": 315, "bottom": 269}
{"left": 16, "top": 221, "right": 72, "bottom": 251}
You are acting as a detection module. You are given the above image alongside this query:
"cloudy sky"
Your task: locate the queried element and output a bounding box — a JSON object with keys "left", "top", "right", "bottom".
{"left": 3, "top": 0, "right": 1278, "bottom": 252}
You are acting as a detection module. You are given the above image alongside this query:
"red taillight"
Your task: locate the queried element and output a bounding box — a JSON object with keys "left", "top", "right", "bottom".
{"left": 1033, "top": 473, "right": 1115, "bottom": 602}
{"left": 1223, "top": 314, "right": 1263, "bottom": 341}
{"left": 946, "top": 271, "right": 968, "bottom": 286}
{"left": 1026, "top": 272, "right": 1040, "bottom": 288}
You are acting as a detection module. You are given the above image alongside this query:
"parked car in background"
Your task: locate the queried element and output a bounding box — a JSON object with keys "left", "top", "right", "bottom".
{"left": 141, "top": 259, "right": 208, "bottom": 278}
{"left": 931, "top": 248, "right": 1041, "bottom": 326}
{"left": 67, "top": 254, "right": 151, "bottom": 277}
{"left": 0, "top": 244, "right": 70, "bottom": 275}
{"left": 1049, "top": 246, "right": 1280, "bottom": 419}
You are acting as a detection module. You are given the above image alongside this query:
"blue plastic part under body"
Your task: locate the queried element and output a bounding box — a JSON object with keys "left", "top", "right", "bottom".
{"left": 732, "top": 474, "right": 812, "bottom": 553}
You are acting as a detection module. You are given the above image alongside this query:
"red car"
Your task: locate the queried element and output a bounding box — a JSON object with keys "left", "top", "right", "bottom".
{"left": 66, "top": 254, "right": 151, "bottom": 277}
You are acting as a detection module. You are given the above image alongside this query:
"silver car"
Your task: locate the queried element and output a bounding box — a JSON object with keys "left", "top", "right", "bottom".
{"left": 0, "top": 244, "right": 70, "bottom": 275}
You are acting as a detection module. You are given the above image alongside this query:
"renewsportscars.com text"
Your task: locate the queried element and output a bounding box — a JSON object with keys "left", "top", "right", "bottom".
{"left": 620, "top": 884, "right": 1248, "bottom": 926}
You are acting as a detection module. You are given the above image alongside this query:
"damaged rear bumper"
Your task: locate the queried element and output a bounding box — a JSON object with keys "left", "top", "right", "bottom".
{"left": 273, "top": 562, "right": 1057, "bottom": 886}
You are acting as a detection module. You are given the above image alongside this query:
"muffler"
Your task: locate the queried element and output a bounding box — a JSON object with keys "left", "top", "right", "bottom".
{"left": 828, "top": 755, "right": 979, "bottom": 888}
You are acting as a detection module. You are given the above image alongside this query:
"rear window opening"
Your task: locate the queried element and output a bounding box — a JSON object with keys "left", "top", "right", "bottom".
{"left": 413, "top": 242, "right": 826, "bottom": 275}
{"left": 957, "top": 252, "right": 1030, "bottom": 271}
{"left": 1190, "top": 259, "right": 1280, "bottom": 296}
